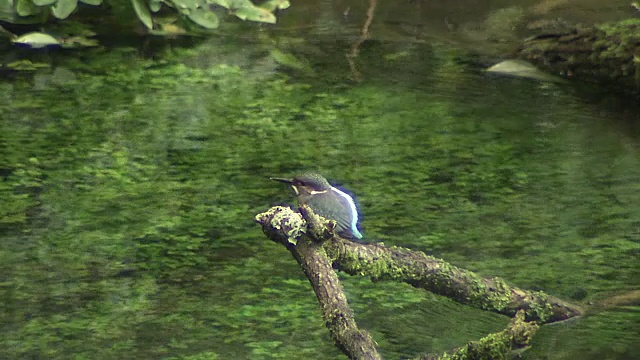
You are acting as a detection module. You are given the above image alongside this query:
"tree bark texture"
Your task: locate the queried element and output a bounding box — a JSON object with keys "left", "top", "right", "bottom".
{"left": 257, "top": 206, "right": 380, "bottom": 359}
{"left": 255, "top": 206, "right": 582, "bottom": 359}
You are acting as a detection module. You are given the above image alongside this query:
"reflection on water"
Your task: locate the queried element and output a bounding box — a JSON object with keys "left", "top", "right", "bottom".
{"left": 1, "top": 22, "right": 639, "bottom": 360}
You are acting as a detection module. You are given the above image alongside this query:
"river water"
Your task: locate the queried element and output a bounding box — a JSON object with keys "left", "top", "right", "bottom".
{"left": 1, "top": 1, "right": 638, "bottom": 359}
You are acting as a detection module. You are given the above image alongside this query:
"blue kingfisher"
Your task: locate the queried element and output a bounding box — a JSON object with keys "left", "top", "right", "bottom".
{"left": 271, "top": 173, "right": 363, "bottom": 240}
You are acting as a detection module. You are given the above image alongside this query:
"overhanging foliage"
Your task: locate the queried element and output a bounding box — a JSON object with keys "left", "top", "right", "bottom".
{"left": 1, "top": 0, "right": 289, "bottom": 30}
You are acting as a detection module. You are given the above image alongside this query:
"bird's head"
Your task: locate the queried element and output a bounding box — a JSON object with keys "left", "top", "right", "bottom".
{"left": 271, "top": 173, "right": 332, "bottom": 197}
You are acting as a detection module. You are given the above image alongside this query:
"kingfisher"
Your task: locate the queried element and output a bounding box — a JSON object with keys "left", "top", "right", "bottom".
{"left": 271, "top": 173, "right": 363, "bottom": 240}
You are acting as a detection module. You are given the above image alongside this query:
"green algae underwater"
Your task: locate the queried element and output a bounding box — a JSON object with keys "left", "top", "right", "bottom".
{"left": 1, "top": 36, "right": 639, "bottom": 359}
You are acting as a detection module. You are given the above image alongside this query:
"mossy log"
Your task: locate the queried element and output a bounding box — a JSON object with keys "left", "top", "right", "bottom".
{"left": 517, "top": 18, "right": 640, "bottom": 93}
{"left": 255, "top": 206, "right": 583, "bottom": 359}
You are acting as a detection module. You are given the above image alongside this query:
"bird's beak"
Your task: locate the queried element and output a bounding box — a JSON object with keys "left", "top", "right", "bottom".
{"left": 270, "top": 177, "right": 299, "bottom": 196}
{"left": 270, "top": 177, "right": 294, "bottom": 185}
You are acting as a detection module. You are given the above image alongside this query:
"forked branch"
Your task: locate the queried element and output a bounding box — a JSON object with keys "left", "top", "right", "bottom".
{"left": 255, "top": 206, "right": 583, "bottom": 359}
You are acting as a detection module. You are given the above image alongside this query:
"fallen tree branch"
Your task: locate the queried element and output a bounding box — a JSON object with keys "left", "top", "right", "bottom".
{"left": 256, "top": 206, "right": 380, "bottom": 359}
{"left": 420, "top": 310, "right": 537, "bottom": 360}
{"left": 517, "top": 18, "right": 640, "bottom": 95}
{"left": 321, "top": 231, "right": 582, "bottom": 324}
{"left": 255, "top": 206, "right": 582, "bottom": 358}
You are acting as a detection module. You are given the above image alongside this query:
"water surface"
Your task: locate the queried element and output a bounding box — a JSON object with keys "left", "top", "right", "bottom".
{"left": 1, "top": 6, "right": 639, "bottom": 360}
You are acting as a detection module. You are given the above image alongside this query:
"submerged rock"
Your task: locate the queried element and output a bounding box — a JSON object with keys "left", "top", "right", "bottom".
{"left": 11, "top": 32, "right": 60, "bottom": 48}
{"left": 486, "top": 59, "right": 564, "bottom": 83}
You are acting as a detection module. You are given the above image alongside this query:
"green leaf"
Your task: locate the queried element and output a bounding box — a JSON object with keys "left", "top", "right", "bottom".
{"left": 12, "top": 32, "right": 61, "bottom": 48}
{"left": 269, "top": 49, "right": 312, "bottom": 74}
{"left": 32, "top": 0, "right": 57, "bottom": 6}
{"left": 149, "top": 0, "right": 162, "bottom": 12}
{"left": 79, "top": 0, "right": 102, "bottom": 5}
{"left": 187, "top": 8, "right": 219, "bottom": 29}
{"left": 2, "top": 0, "right": 46, "bottom": 23}
{"left": 6, "top": 59, "right": 51, "bottom": 70}
{"left": 16, "top": 0, "right": 40, "bottom": 16}
{"left": 232, "top": 4, "right": 276, "bottom": 24}
{"left": 210, "top": 0, "right": 236, "bottom": 10}
{"left": 52, "top": 0, "right": 78, "bottom": 19}
{"left": 131, "top": 0, "right": 153, "bottom": 29}
{"left": 260, "top": 0, "right": 289, "bottom": 12}
{"left": 60, "top": 35, "right": 100, "bottom": 48}
{"left": 170, "top": 0, "right": 193, "bottom": 13}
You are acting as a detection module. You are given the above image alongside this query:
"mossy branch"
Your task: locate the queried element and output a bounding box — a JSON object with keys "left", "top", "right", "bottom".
{"left": 256, "top": 206, "right": 381, "bottom": 359}
{"left": 418, "top": 310, "right": 538, "bottom": 360}
{"left": 255, "top": 206, "right": 582, "bottom": 359}
{"left": 320, "top": 229, "right": 582, "bottom": 324}
{"left": 517, "top": 19, "right": 640, "bottom": 94}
